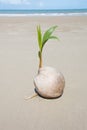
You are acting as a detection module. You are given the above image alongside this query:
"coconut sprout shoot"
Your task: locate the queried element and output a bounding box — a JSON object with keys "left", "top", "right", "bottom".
{"left": 37, "top": 25, "right": 59, "bottom": 68}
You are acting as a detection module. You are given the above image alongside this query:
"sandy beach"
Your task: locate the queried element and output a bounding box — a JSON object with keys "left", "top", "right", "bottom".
{"left": 0, "top": 16, "right": 87, "bottom": 130}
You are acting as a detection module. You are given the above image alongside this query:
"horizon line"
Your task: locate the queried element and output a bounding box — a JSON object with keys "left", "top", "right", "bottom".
{"left": 0, "top": 8, "right": 87, "bottom": 10}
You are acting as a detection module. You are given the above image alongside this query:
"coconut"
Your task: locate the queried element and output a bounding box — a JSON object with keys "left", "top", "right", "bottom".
{"left": 34, "top": 66, "right": 65, "bottom": 99}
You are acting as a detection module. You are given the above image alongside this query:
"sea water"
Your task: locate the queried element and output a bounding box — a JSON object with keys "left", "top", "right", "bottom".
{"left": 0, "top": 9, "right": 87, "bottom": 16}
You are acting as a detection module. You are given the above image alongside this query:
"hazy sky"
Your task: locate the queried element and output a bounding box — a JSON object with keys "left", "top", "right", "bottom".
{"left": 0, "top": 0, "right": 87, "bottom": 9}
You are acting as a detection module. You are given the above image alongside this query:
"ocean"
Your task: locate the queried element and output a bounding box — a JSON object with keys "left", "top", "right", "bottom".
{"left": 0, "top": 9, "right": 87, "bottom": 16}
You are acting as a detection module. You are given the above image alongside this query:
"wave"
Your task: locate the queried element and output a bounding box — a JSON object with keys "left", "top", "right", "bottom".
{"left": 0, "top": 9, "right": 87, "bottom": 16}
{"left": 0, "top": 13, "right": 87, "bottom": 17}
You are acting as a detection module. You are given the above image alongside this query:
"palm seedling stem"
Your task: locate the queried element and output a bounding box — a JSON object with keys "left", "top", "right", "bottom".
{"left": 39, "top": 52, "right": 42, "bottom": 68}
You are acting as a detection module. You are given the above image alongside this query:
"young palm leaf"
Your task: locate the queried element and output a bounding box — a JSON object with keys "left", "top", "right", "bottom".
{"left": 42, "top": 25, "right": 58, "bottom": 50}
{"left": 37, "top": 25, "right": 42, "bottom": 51}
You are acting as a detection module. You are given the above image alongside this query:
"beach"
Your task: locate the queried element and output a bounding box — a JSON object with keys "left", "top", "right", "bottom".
{"left": 0, "top": 16, "right": 87, "bottom": 130}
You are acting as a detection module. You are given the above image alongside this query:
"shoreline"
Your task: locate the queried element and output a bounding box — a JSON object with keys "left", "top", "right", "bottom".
{"left": 0, "top": 13, "right": 87, "bottom": 17}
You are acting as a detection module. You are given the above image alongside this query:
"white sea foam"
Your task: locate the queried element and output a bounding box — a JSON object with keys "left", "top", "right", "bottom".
{"left": 0, "top": 12, "right": 87, "bottom": 17}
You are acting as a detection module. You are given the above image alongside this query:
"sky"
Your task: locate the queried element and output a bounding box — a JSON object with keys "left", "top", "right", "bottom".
{"left": 0, "top": 0, "right": 87, "bottom": 9}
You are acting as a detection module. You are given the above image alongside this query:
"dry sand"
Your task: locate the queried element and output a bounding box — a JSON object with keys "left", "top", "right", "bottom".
{"left": 0, "top": 16, "right": 87, "bottom": 130}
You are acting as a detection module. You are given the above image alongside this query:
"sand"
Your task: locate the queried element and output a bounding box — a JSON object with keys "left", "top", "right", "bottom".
{"left": 0, "top": 16, "right": 87, "bottom": 130}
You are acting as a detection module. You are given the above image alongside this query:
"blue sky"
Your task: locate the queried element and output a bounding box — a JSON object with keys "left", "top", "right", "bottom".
{"left": 0, "top": 0, "right": 87, "bottom": 9}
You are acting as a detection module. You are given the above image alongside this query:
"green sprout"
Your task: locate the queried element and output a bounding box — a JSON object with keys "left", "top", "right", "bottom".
{"left": 37, "top": 25, "right": 59, "bottom": 68}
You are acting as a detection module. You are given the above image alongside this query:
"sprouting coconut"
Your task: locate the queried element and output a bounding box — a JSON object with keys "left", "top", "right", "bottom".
{"left": 25, "top": 25, "right": 65, "bottom": 100}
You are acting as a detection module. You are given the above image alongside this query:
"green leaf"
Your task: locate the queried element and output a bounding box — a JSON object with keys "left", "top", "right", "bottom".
{"left": 49, "top": 36, "right": 59, "bottom": 40}
{"left": 42, "top": 25, "right": 58, "bottom": 50}
{"left": 37, "top": 25, "right": 42, "bottom": 51}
